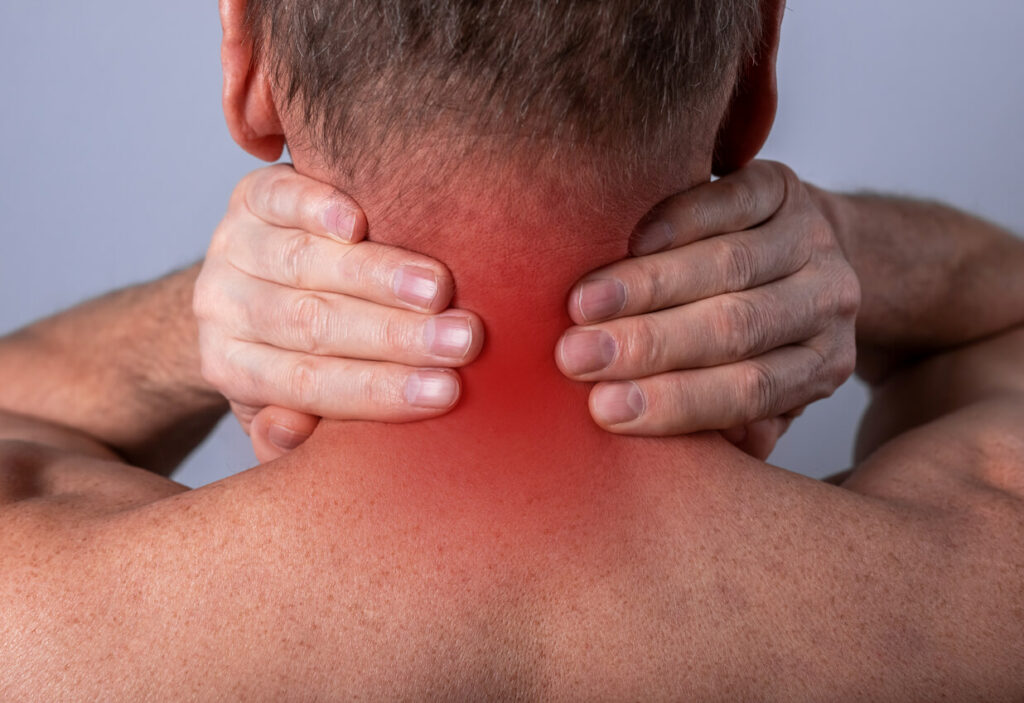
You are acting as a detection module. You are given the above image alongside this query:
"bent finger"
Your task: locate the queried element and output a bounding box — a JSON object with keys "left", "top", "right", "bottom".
{"left": 570, "top": 219, "right": 811, "bottom": 324}
{"left": 587, "top": 344, "right": 841, "bottom": 436}
{"left": 240, "top": 163, "right": 368, "bottom": 243}
{"left": 229, "top": 227, "right": 456, "bottom": 312}
{"left": 250, "top": 406, "right": 321, "bottom": 463}
{"left": 561, "top": 269, "right": 832, "bottom": 382}
{"left": 213, "top": 275, "right": 482, "bottom": 366}
{"left": 629, "top": 161, "right": 795, "bottom": 256}
{"left": 209, "top": 341, "right": 463, "bottom": 422}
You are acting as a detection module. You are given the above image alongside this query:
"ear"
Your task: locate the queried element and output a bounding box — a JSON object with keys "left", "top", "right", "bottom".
{"left": 712, "top": 0, "right": 786, "bottom": 176}
{"left": 220, "top": 0, "right": 285, "bottom": 162}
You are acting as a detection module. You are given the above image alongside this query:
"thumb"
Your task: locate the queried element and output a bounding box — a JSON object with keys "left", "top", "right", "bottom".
{"left": 250, "top": 406, "right": 321, "bottom": 463}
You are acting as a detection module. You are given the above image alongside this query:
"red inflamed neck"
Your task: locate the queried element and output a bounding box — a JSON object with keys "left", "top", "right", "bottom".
{"left": 285, "top": 150, "right": 729, "bottom": 515}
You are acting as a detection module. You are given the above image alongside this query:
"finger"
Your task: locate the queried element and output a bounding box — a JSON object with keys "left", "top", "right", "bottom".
{"left": 587, "top": 343, "right": 846, "bottom": 436}
{"left": 569, "top": 218, "right": 812, "bottom": 324}
{"left": 560, "top": 268, "right": 833, "bottom": 381}
{"left": 722, "top": 416, "right": 792, "bottom": 461}
{"left": 204, "top": 339, "right": 463, "bottom": 422}
{"left": 206, "top": 272, "right": 483, "bottom": 366}
{"left": 228, "top": 224, "right": 456, "bottom": 313}
{"left": 250, "top": 406, "right": 320, "bottom": 463}
{"left": 229, "top": 400, "right": 262, "bottom": 434}
{"left": 240, "top": 163, "right": 368, "bottom": 243}
{"left": 628, "top": 161, "right": 795, "bottom": 256}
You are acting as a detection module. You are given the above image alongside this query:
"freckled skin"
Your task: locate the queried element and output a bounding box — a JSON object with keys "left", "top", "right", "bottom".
{"left": 73, "top": 162, "right": 1024, "bottom": 699}
{"left": 2, "top": 160, "right": 1024, "bottom": 699}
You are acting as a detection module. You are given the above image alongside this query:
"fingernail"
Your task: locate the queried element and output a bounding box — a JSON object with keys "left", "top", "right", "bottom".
{"left": 630, "top": 220, "right": 675, "bottom": 256}
{"left": 404, "top": 371, "right": 458, "bottom": 409}
{"left": 559, "top": 329, "right": 616, "bottom": 376}
{"left": 324, "top": 203, "right": 357, "bottom": 242}
{"left": 592, "top": 382, "right": 646, "bottom": 425}
{"left": 268, "top": 423, "right": 311, "bottom": 451}
{"left": 394, "top": 266, "right": 439, "bottom": 309}
{"left": 424, "top": 316, "right": 473, "bottom": 359}
{"left": 577, "top": 279, "right": 627, "bottom": 322}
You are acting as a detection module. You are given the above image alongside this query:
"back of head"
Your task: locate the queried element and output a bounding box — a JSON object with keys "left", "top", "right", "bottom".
{"left": 226, "top": 0, "right": 783, "bottom": 515}
{"left": 244, "top": 0, "right": 763, "bottom": 191}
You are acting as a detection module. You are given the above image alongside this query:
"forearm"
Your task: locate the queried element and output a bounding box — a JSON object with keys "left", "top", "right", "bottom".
{"left": 810, "top": 186, "right": 1024, "bottom": 382}
{"left": 0, "top": 264, "right": 227, "bottom": 474}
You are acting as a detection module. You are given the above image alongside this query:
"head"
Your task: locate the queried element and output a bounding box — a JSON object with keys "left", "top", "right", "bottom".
{"left": 221, "top": 0, "right": 783, "bottom": 188}
{"left": 219, "top": 0, "right": 787, "bottom": 441}
{"left": 219, "top": 0, "right": 785, "bottom": 315}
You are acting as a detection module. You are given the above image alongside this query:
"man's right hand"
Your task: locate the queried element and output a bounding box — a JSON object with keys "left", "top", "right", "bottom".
{"left": 194, "top": 164, "right": 483, "bottom": 457}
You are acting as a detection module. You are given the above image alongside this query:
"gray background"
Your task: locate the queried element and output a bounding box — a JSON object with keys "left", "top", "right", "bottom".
{"left": 1, "top": 2, "right": 1021, "bottom": 487}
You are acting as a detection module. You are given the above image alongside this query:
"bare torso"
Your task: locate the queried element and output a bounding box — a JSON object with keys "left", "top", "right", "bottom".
{"left": 40, "top": 397, "right": 999, "bottom": 701}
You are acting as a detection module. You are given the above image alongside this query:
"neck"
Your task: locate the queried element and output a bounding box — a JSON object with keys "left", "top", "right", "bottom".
{"left": 292, "top": 150, "right": 709, "bottom": 463}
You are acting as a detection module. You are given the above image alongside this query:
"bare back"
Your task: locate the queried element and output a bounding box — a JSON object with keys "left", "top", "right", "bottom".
{"left": 24, "top": 371, "right": 1000, "bottom": 701}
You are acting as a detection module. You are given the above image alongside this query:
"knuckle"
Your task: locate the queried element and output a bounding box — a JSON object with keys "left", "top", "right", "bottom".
{"left": 230, "top": 175, "right": 255, "bottom": 214}
{"left": 279, "top": 231, "right": 316, "bottom": 288}
{"left": 261, "top": 172, "right": 289, "bottom": 216}
{"left": 806, "top": 340, "right": 851, "bottom": 401}
{"left": 376, "top": 311, "right": 413, "bottom": 354}
{"left": 834, "top": 345, "right": 858, "bottom": 386}
{"left": 235, "top": 170, "right": 257, "bottom": 196}
{"left": 829, "top": 328, "right": 859, "bottom": 387}
{"left": 813, "top": 214, "right": 836, "bottom": 247}
{"left": 341, "top": 243, "right": 389, "bottom": 292}
{"left": 620, "top": 317, "right": 665, "bottom": 372}
{"left": 629, "top": 257, "right": 669, "bottom": 309}
{"left": 357, "top": 364, "right": 406, "bottom": 409}
{"left": 721, "top": 178, "right": 758, "bottom": 217}
{"left": 717, "top": 296, "right": 768, "bottom": 360}
{"left": 242, "top": 172, "right": 269, "bottom": 217}
{"left": 290, "top": 293, "right": 331, "bottom": 354}
{"left": 715, "top": 236, "right": 758, "bottom": 291}
{"left": 802, "top": 212, "right": 837, "bottom": 256}
{"left": 767, "top": 161, "right": 801, "bottom": 202}
{"left": 775, "top": 162, "right": 801, "bottom": 192}
{"left": 739, "top": 360, "right": 778, "bottom": 419}
{"left": 836, "top": 268, "right": 862, "bottom": 317}
{"left": 287, "top": 357, "right": 323, "bottom": 409}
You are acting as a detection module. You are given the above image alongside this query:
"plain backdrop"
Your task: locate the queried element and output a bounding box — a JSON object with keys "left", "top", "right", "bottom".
{"left": 1, "top": 2, "right": 1022, "bottom": 487}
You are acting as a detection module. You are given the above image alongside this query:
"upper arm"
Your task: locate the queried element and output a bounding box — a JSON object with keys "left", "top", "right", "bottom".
{"left": 856, "top": 326, "right": 1024, "bottom": 458}
{"left": 0, "top": 409, "right": 186, "bottom": 511}
{"left": 848, "top": 326, "right": 1024, "bottom": 503}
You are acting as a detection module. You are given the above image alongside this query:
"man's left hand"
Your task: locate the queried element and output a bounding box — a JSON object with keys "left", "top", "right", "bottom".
{"left": 558, "top": 161, "right": 860, "bottom": 458}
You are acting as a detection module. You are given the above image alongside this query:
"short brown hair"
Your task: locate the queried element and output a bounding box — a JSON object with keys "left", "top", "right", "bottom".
{"left": 247, "top": 0, "right": 761, "bottom": 175}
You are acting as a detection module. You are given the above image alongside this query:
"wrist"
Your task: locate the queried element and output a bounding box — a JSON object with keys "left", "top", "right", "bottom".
{"left": 152, "top": 264, "right": 221, "bottom": 397}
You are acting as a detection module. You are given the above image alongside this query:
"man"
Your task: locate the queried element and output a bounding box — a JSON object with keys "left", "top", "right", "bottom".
{"left": 1, "top": 1, "right": 1022, "bottom": 700}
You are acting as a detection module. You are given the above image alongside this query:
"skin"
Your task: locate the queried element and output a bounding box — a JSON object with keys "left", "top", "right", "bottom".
{"left": 1, "top": 1, "right": 1023, "bottom": 699}
{"left": 0, "top": 266, "right": 225, "bottom": 475}
{"left": 200, "top": 0, "right": 851, "bottom": 461}
{"left": 196, "top": 167, "right": 485, "bottom": 433}
{"left": 2, "top": 194, "right": 1022, "bottom": 699}
{"left": 198, "top": 160, "right": 857, "bottom": 461}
